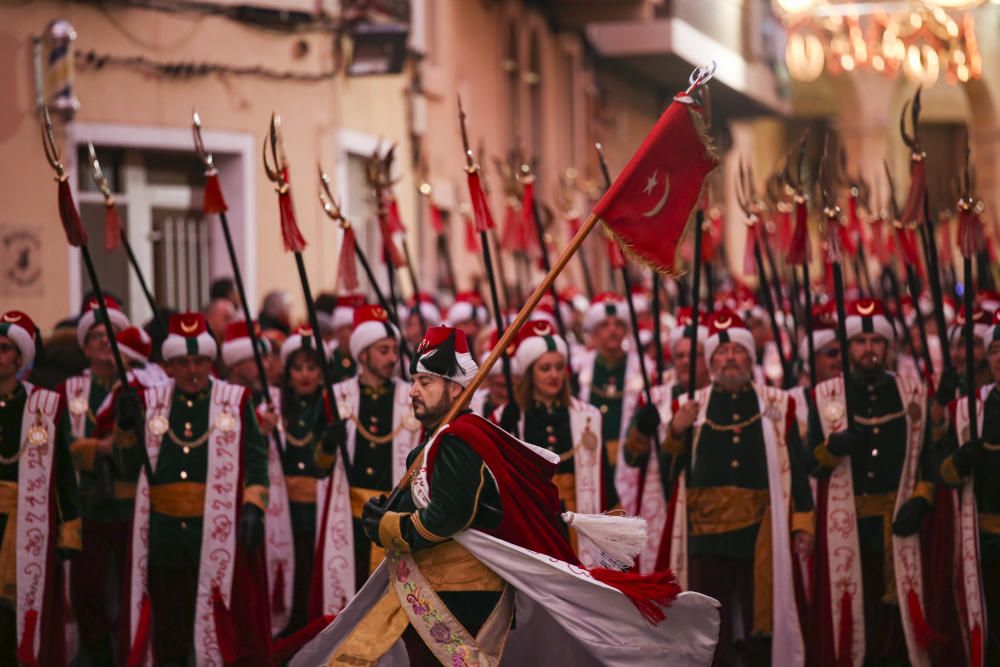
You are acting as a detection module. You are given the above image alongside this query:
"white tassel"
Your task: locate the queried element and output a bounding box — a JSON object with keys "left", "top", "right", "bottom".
{"left": 562, "top": 511, "right": 648, "bottom": 570}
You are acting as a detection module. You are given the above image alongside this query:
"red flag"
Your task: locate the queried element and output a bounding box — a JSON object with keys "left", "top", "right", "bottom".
{"left": 607, "top": 237, "right": 626, "bottom": 270}
{"left": 464, "top": 214, "right": 480, "bottom": 253}
{"left": 202, "top": 170, "right": 228, "bottom": 214}
{"left": 895, "top": 224, "right": 924, "bottom": 277}
{"left": 57, "top": 178, "right": 88, "bottom": 247}
{"left": 567, "top": 215, "right": 582, "bottom": 238}
{"left": 594, "top": 95, "right": 718, "bottom": 274}
{"left": 958, "top": 201, "right": 984, "bottom": 259}
{"left": 702, "top": 207, "right": 722, "bottom": 263}
{"left": 428, "top": 201, "right": 445, "bottom": 235}
{"left": 378, "top": 211, "right": 406, "bottom": 268}
{"left": 467, "top": 170, "right": 495, "bottom": 233}
{"left": 386, "top": 197, "right": 406, "bottom": 234}
{"left": 500, "top": 201, "right": 523, "bottom": 252}
{"left": 336, "top": 225, "right": 359, "bottom": 292}
{"left": 277, "top": 168, "right": 306, "bottom": 253}
{"left": 787, "top": 195, "right": 810, "bottom": 265}
{"left": 103, "top": 201, "right": 121, "bottom": 252}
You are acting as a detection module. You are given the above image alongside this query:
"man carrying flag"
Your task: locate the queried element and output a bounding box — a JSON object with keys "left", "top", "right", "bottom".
{"left": 292, "top": 71, "right": 722, "bottom": 665}
{"left": 293, "top": 326, "right": 720, "bottom": 666}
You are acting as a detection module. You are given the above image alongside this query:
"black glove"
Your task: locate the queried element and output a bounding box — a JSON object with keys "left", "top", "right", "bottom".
{"left": 635, "top": 403, "right": 661, "bottom": 438}
{"left": 935, "top": 367, "right": 961, "bottom": 406}
{"left": 362, "top": 494, "right": 388, "bottom": 546}
{"left": 320, "top": 420, "right": 348, "bottom": 455}
{"left": 238, "top": 503, "right": 265, "bottom": 550}
{"left": 892, "top": 496, "right": 931, "bottom": 536}
{"left": 827, "top": 430, "right": 859, "bottom": 457}
{"left": 953, "top": 439, "right": 985, "bottom": 477}
{"left": 116, "top": 388, "right": 143, "bottom": 431}
{"left": 499, "top": 402, "right": 521, "bottom": 433}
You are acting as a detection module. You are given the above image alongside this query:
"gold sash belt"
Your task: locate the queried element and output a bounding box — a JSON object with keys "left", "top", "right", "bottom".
{"left": 855, "top": 491, "right": 898, "bottom": 603}
{"left": 286, "top": 475, "right": 318, "bottom": 504}
{"left": 0, "top": 481, "right": 17, "bottom": 602}
{"left": 150, "top": 482, "right": 206, "bottom": 518}
{"left": 687, "top": 486, "right": 770, "bottom": 535}
{"left": 980, "top": 513, "right": 1000, "bottom": 534}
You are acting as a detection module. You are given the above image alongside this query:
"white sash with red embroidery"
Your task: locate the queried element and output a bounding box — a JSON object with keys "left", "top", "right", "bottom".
{"left": 952, "top": 385, "right": 989, "bottom": 667}
{"left": 263, "top": 387, "right": 294, "bottom": 635}
{"left": 815, "top": 377, "right": 864, "bottom": 667}
{"left": 615, "top": 353, "right": 654, "bottom": 515}
{"left": 816, "top": 374, "right": 930, "bottom": 667}
{"left": 675, "top": 384, "right": 803, "bottom": 665}
{"left": 15, "top": 385, "right": 60, "bottom": 663}
{"left": 127, "top": 380, "right": 244, "bottom": 666}
{"left": 65, "top": 372, "right": 91, "bottom": 439}
{"left": 637, "top": 381, "right": 673, "bottom": 575}
{"left": 315, "top": 378, "right": 420, "bottom": 614}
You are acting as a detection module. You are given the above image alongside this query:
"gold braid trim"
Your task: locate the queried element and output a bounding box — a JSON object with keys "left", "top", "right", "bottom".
{"left": 939, "top": 456, "right": 963, "bottom": 487}
{"left": 243, "top": 484, "right": 269, "bottom": 511}
{"left": 378, "top": 511, "right": 411, "bottom": 553}
{"left": 411, "top": 512, "right": 448, "bottom": 544}
{"left": 58, "top": 518, "right": 82, "bottom": 551}
{"left": 814, "top": 440, "right": 843, "bottom": 469}
{"left": 912, "top": 480, "right": 934, "bottom": 504}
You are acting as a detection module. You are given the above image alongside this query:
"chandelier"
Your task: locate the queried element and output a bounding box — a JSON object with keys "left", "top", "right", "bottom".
{"left": 777, "top": 1, "right": 984, "bottom": 86}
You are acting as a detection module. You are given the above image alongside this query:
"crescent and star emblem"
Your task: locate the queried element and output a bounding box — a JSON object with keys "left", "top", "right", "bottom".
{"left": 180, "top": 319, "right": 199, "bottom": 334}
{"left": 534, "top": 322, "right": 553, "bottom": 336}
{"left": 640, "top": 170, "right": 670, "bottom": 218}
{"left": 373, "top": 307, "right": 387, "bottom": 320}
{"left": 2, "top": 313, "right": 20, "bottom": 323}
{"left": 715, "top": 315, "right": 732, "bottom": 330}
{"left": 857, "top": 301, "right": 876, "bottom": 316}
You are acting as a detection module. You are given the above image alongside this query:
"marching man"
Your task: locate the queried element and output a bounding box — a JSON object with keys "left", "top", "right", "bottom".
{"left": 312, "top": 304, "right": 421, "bottom": 617}
{"left": 809, "top": 298, "right": 934, "bottom": 667}
{"left": 62, "top": 295, "right": 132, "bottom": 665}
{"left": 628, "top": 308, "right": 812, "bottom": 667}
{"left": 622, "top": 307, "right": 709, "bottom": 573}
{"left": 0, "top": 311, "right": 81, "bottom": 666}
{"left": 936, "top": 309, "right": 1000, "bottom": 666}
{"left": 115, "top": 313, "right": 271, "bottom": 665}
{"left": 292, "top": 325, "right": 721, "bottom": 667}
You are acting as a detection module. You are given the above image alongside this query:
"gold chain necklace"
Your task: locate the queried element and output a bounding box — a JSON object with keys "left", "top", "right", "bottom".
{"left": 854, "top": 410, "right": 905, "bottom": 427}
{"left": 351, "top": 415, "right": 406, "bottom": 445}
{"left": 704, "top": 412, "right": 762, "bottom": 432}
{"left": 983, "top": 441, "right": 1000, "bottom": 452}
{"left": 284, "top": 430, "right": 315, "bottom": 448}
{"left": 166, "top": 426, "right": 213, "bottom": 450}
{"left": 0, "top": 438, "right": 29, "bottom": 465}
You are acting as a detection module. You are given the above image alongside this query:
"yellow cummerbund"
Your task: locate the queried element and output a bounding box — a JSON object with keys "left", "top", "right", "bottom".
{"left": 150, "top": 482, "right": 206, "bottom": 518}
{"left": 980, "top": 513, "right": 1000, "bottom": 535}
{"left": 413, "top": 540, "right": 505, "bottom": 593}
{"left": 687, "top": 486, "right": 769, "bottom": 535}
{"left": 285, "top": 475, "right": 318, "bottom": 504}
{"left": 350, "top": 487, "right": 388, "bottom": 520}
{"left": 114, "top": 481, "right": 137, "bottom": 500}
{"left": 0, "top": 481, "right": 16, "bottom": 514}
{"left": 854, "top": 491, "right": 896, "bottom": 519}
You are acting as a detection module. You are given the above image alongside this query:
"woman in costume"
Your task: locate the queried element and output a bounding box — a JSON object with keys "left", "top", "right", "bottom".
{"left": 495, "top": 320, "right": 618, "bottom": 566}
